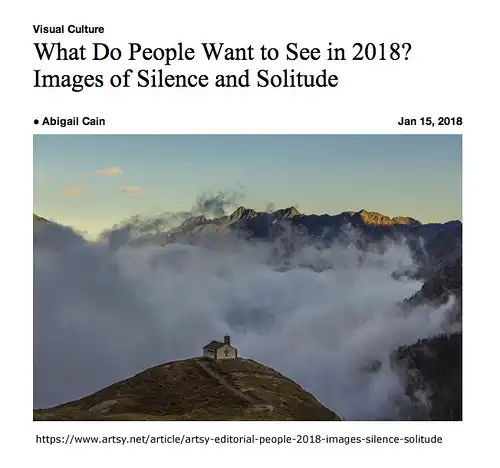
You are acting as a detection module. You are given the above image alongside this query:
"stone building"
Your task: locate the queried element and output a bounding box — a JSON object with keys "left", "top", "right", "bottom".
{"left": 202, "top": 334, "right": 238, "bottom": 360}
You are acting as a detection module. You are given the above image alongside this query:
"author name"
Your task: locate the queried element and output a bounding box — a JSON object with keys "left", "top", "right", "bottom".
{"left": 37, "top": 117, "right": 105, "bottom": 127}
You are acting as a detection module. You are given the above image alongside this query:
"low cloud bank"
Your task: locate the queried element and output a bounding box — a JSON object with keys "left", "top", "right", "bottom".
{"left": 34, "top": 210, "right": 455, "bottom": 419}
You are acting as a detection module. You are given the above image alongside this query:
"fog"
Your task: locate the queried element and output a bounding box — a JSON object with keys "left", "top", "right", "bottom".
{"left": 34, "top": 210, "right": 455, "bottom": 420}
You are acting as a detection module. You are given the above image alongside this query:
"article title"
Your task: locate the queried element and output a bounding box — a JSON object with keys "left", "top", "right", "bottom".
{"left": 33, "top": 42, "right": 413, "bottom": 92}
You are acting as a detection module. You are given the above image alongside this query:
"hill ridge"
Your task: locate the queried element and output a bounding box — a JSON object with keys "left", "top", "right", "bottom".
{"left": 33, "top": 357, "right": 342, "bottom": 421}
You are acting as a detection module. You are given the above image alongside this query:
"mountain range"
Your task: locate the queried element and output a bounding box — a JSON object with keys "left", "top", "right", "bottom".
{"left": 143, "top": 206, "right": 461, "bottom": 278}
{"left": 83, "top": 205, "right": 458, "bottom": 266}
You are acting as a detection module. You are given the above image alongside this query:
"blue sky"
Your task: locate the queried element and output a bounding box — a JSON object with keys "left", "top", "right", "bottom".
{"left": 33, "top": 134, "right": 462, "bottom": 236}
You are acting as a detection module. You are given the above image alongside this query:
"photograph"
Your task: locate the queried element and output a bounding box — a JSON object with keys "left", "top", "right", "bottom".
{"left": 33, "top": 134, "right": 462, "bottom": 421}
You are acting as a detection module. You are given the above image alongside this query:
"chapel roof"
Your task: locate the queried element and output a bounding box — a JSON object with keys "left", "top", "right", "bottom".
{"left": 202, "top": 340, "right": 225, "bottom": 350}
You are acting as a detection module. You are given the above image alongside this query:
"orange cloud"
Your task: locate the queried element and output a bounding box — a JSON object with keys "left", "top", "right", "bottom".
{"left": 95, "top": 166, "right": 122, "bottom": 176}
{"left": 120, "top": 185, "right": 141, "bottom": 194}
{"left": 61, "top": 186, "right": 85, "bottom": 197}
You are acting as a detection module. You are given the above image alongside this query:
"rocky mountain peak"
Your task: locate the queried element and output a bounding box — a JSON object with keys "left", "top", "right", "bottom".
{"left": 354, "top": 209, "right": 421, "bottom": 226}
{"left": 273, "top": 206, "right": 301, "bottom": 219}
{"left": 229, "top": 206, "right": 258, "bottom": 222}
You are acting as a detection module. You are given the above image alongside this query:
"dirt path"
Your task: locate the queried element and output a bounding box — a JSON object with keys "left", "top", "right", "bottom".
{"left": 196, "top": 360, "right": 273, "bottom": 413}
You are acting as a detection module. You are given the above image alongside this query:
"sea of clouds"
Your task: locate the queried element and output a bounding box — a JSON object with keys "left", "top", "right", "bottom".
{"left": 33, "top": 196, "right": 455, "bottom": 420}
